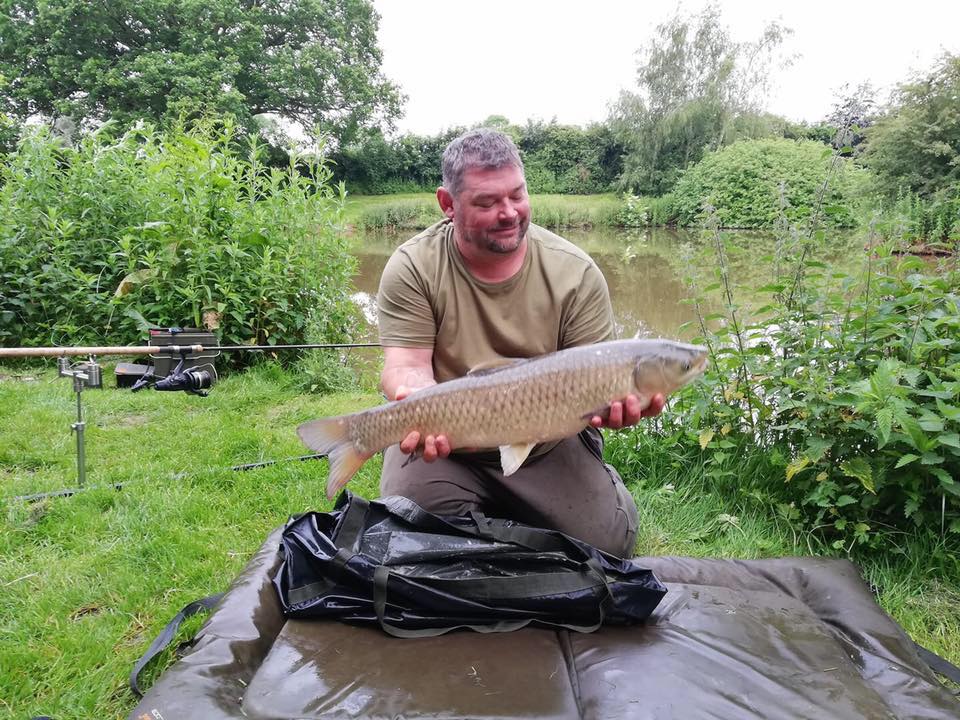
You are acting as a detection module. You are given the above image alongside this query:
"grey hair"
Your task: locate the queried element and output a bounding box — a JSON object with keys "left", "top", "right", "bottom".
{"left": 441, "top": 128, "right": 524, "bottom": 196}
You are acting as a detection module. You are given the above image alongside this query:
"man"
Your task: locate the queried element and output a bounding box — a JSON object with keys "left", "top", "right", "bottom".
{"left": 376, "top": 128, "right": 664, "bottom": 557}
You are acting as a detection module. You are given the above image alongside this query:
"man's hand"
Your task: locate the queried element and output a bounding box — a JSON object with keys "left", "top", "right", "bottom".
{"left": 589, "top": 393, "right": 665, "bottom": 430}
{"left": 395, "top": 384, "right": 452, "bottom": 462}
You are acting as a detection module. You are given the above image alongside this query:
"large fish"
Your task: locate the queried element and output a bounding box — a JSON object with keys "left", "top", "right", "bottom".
{"left": 298, "top": 338, "right": 708, "bottom": 498}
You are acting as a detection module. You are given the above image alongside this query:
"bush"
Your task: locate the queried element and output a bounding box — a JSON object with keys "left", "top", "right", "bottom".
{"left": 615, "top": 193, "right": 680, "bottom": 227}
{"left": 671, "top": 138, "right": 868, "bottom": 228}
{"left": 642, "top": 214, "right": 960, "bottom": 549}
{"left": 648, "top": 194, "right": 680, "bottom": 226}
{"left": 0, "top": 120, "right": 357, "bottom": 364}
{"left": 884, "top": 186, "right": 960, "bottom": 244}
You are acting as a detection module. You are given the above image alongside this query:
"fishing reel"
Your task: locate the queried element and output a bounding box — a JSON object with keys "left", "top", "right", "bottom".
{"left": 131, "top": 357, "right": 217, "bottom": 396}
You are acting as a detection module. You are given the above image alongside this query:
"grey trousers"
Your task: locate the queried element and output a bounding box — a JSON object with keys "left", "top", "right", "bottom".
{"left": 380, "top": 427, "right": 639, "bottom": 557}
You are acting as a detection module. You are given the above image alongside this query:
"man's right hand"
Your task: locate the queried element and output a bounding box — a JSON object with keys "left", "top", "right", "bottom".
{"left": 395, "top": 384, "right": 452, "bottom": 462}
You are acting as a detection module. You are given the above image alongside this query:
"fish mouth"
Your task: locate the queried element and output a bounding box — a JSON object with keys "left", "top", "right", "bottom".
{"left": 692, "top": 354, "right": 708, "bottom": 374}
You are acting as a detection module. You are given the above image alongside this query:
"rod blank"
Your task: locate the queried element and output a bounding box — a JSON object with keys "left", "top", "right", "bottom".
{"left": 0, "top": 342, "right": 379, "bottom": 358}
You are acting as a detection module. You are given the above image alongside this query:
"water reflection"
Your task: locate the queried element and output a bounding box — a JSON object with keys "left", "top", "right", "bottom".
{"left": 351, "top": 226, "right": 708, "bottom": 341}
{"left": 349, "top": 225, "right": 862, "bottom": 342}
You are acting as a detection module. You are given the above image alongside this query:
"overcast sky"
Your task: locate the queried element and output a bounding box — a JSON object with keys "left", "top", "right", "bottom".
{"left": 372, "top": 0, "right": 960, "bottom": 135}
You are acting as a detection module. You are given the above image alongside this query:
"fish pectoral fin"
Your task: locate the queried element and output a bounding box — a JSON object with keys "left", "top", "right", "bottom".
{"left": 499, "top": 442, "right": 537, "bottom": 477}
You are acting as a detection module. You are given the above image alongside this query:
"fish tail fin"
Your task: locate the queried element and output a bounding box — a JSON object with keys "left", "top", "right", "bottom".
{"left": 297, "top": 417, "right": 370, "bottom": 499}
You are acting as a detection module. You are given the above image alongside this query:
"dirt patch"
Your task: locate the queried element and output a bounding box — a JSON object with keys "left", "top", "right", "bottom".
{"left": 70, "top": 604, "right": 104, "bottom": 621}
{"left": 0, "top": 374, "right": 38, "bottom": 382}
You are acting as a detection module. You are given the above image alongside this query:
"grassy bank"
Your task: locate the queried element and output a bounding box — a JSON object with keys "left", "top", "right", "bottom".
{"left": 1, "top": 363, "right": 957, "bottom": 718}
{"left": 344, "top": 192, "right": 628, "bottom": 230}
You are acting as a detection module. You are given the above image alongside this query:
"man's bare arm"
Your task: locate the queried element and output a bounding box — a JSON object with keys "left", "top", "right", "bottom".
{"left": 381, "top": 346, "right": 451, "bottom": 461}
{"left": 381, "top": 346, "right": 437, "bottom": 400}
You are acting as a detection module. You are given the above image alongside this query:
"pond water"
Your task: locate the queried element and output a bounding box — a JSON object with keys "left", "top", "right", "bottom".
{"left": 350, "top": 225, "right": 864, "bottom": 342}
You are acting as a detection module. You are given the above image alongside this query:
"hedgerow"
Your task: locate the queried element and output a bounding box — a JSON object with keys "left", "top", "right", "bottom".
{"left": 0, "top": 121, "right": 357, "bottom": 364}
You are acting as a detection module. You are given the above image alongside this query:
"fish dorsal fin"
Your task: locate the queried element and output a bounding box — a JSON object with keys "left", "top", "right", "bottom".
{"left": 467, "top": 357, "right": 530, "bottom": 377}
{"left": 499, "top": 442, "right": 536, "bottom": 476}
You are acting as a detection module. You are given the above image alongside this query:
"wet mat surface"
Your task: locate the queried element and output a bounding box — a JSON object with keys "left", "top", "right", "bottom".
{"left": 128, "top": 529, "right": 960, "bottom": 720}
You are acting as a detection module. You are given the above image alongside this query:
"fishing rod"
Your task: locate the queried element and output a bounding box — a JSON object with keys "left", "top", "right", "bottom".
{"left": 0, "top": 342, "right": 380, "bottom": 358}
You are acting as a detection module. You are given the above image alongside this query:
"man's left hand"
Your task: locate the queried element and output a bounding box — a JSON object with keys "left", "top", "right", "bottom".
{"left": 590, "top": 393, "right": 665, "bottom": 430}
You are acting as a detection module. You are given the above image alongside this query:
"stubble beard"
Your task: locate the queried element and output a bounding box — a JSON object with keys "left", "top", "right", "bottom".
{"left": 471, "top": 218, "right": 529, "bottom": 254}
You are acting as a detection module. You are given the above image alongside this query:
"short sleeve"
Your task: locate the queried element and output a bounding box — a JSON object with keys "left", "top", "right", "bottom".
{"left": 377, "top": 248, "right": 437, "bottom": 348}
{"left": 560, "top": 262, "right": 615, "bottom": 348}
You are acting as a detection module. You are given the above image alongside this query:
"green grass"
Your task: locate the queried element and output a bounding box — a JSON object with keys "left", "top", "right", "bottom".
{"left": 1, "top": 364, "right": 957, "bottom": 718}
{"left": 343, "top": 192, "right": 441, "bottom": 229}
{"left": 0, "top": 362, "right": 383, "bottom": 719}
{"left": 343, "top": 192, "right": 625, "bottom": 230}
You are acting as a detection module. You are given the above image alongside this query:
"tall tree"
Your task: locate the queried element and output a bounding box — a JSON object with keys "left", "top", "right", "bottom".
{"left": 0, "top": 0, "right": 403, "bottom": 144}
{"left": 610, "top": 4, "right": 790, "bottom": 195}
{"left": 863, "top": 54, "right": 960, "bottom": 198}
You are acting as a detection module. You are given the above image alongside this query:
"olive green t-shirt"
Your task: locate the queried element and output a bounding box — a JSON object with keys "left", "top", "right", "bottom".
{"left": 377, "top": 219, "right": 615, "bottom": 383}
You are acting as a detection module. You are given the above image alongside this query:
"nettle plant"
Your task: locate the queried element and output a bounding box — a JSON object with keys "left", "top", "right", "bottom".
{"left": 0, "top": 120, "right": 357, "bottom": 364}
{"left": 630, "top": 192, "right": 959, "bottom": 550}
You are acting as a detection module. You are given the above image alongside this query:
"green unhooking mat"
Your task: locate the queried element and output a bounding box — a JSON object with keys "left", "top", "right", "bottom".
{"left": 126, "top": 526, "right": 960, "bottom": 720}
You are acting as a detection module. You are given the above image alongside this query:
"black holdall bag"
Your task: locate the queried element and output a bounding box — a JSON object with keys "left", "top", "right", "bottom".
{"left": 272, "top": 492, "right": 668, "bottom": 637}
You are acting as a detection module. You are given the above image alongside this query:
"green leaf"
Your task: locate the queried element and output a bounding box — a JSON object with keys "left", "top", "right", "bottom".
{"left": 840, "top": 458, "right": 875, "bottom": 493}
{"left": 835, "top": 495, "right": 857, "bottom": 507}
{"left": 804, "top": 437, "right": 833, "bottom": 462}
{"left": 899, "top": 416, "right": 933, "bottom": 453}
{"left": 785, "top": 457, "right": 811, "bottom": 482}
{"left": 935, "top": 400, "right": 960, "bottom": 420}
{"left": 875, "top": 407, "right": 893, "bottom": 448}
{"left": 114, "top": 268, "right": 159, "bottom": 297}
{"left": 901, "top": 368, "right": 921, "bottom": 387}
{"left": 894, "top": 454, "right": 920, "bottom": 469}
{"left": 937, "top": 433, "right": 960, "bottom": 449}
{"left": 931, "top": 468, "right": 960, "bottom": 496}
{"left": 918, "top": 417, "right": 945, "bottom": 433}
{"left": 123, "top": 307, "right": 154, "bottom": 332}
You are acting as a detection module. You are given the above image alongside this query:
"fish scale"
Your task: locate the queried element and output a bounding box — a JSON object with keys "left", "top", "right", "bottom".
{"left": 299, "top": 339, "right": 707, "bottom": 498}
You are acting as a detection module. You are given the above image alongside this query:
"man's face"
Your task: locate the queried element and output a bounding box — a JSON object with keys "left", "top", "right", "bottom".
{"left": 449, "top": 165, "right": 531, "bottom": 254}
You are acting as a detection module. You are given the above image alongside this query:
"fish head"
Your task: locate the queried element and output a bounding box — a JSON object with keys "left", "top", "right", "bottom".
{"left": 631, "top": 340, "right": 708, "bottom": 397}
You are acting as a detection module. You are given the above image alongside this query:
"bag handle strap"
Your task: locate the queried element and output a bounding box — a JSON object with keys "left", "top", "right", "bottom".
{"left": 380, "top": 495, "right": 476, "bottom": 535}
{"left": 468, "top": 511, "right": 581, "bottom": 554}
{"left": 128, "top": 593, "right": 224, "bottom": 697}
{"left": 333, "top": 493, "right": 370, "bottom": 552}
{"left": 914, "top": 642, "right": 960, "bottom": 691}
